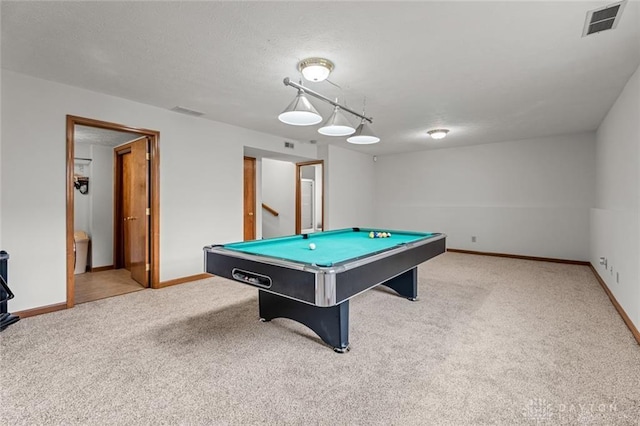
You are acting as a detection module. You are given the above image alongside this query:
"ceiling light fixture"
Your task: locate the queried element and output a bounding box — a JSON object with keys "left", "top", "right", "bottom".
{"left": 277, "top": 89, "right": 323, "bottom": 126}
{"left": 347, "top": 120, "right": 380, "bottom": 144}
{"left": 298, "top": 58, "right": 334, "bottom": 82}
{"left": 279, "top": 77, "right": 379, "bottom": 143}
{"left": 427, "top": 129, "right": 449, "bottom": 140}
{"left": 318, "top": 105, "right": 356, "bottom": 136}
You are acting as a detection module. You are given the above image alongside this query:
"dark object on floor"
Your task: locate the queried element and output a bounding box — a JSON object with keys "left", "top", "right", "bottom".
{"left": 1, "top": 251, "right": 20, "bottom": 331}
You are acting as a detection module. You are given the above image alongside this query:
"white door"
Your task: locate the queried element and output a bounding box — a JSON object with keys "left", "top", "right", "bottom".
{"left": 301, "top": 179, "right": 315, "bottom": 233}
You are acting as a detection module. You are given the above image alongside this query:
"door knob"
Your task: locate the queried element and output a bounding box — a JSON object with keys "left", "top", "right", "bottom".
{"left": 248, "top": 212, "right": 254, "bottom": 216}
{"left": 124, "top": 216, "right": 138, "bottom": 221}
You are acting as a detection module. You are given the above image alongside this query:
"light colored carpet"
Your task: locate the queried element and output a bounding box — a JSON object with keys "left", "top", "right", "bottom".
{"left": 1, "top": 252, "right": 638, "bottom": 425}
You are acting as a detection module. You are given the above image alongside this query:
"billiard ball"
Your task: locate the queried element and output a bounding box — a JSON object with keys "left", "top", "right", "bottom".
{"left": 309, "top": 243, "right": 316, "bottom": 250}
{"left": 369, "top": 231, "right": 374, "bottom": 238}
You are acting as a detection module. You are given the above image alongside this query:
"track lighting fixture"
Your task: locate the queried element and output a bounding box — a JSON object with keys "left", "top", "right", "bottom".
{"left": 347, "top": 120, "right": 380, "bottom": 144}
{"left": 278, "top": 89, "right": 323, "bottom": 126}
{"left": 278, "top": 75, "right": 380, "bottom": 144}
{"left": 318, "top": 106, "right": 356, "bottom": 136}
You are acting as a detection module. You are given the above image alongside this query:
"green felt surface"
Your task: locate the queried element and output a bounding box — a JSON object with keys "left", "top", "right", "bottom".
{"left": 224, "top": 228, "right": 434, "bottom": 266}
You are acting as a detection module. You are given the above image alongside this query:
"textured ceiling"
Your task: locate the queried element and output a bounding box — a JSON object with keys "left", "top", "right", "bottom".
{"left": 2, "top": 1, "right": 639, "bottom": 156}
{"left": 75, "top": 125, "right": 143, "bottom": 147}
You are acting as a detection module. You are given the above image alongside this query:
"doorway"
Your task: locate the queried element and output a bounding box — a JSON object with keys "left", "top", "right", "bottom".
{"left": 300, "top": 179, "right": 315, "bottom": 234}
{"left": 66, "top": 116, "right": 160, "bottom": 308}
{"left": 296, "top": 160, "right": 324, "bottom": 235}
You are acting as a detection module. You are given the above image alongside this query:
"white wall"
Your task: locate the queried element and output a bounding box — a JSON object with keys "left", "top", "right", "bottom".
{"left": 73, "top": 144, "right": 91, "bottom": 235}
{"left": 592, "top": 63, "right": 640, "bottom": 330}
{"left": 322, "top": 144, "right": 376, "bottom": 230}
{"left": 374, "top": 133, "right": 596, "bottom": 261}
{"left": 89, "top": 144, "right": 115, "bottom": 268}
{"left": 72, "top": 143, "right": 114, "bottom": 269}
{"left": 0, "top": 68, "right": 3, "bottom": 247}
{"left": 1, "top": 70, "right": 317, "bottom": 311}
{"left": 261, "top": 158, "right": 295, "bottom": 238}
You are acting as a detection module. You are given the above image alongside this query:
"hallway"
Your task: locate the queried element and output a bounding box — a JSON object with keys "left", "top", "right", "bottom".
{"left": 75, "top": 269, "right": 144, "bottom": 304}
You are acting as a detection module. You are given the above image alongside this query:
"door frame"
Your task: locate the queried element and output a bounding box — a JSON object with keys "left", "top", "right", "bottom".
{"left": 66, "top": 115, "right": 160, "bottom": 308}
{"left": 295, "top": 160, "right": 324, "bottom": 235}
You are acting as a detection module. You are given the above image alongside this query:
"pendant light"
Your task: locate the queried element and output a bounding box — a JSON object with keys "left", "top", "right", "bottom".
{"left": 278, "top": 70, "right": 380, "bottom": 142}
{"left": 278, "top": 89, "right": 323, "bottom": 126}
{"left": 347, "top": 120, "right": 380, "bottom": 144}
{"left": 318, "top": 105, "right": 356, "bottom": 136}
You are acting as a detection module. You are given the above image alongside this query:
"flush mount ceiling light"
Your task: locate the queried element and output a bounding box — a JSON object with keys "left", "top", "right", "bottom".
{"left": 278, "top": 77, "right": 379, "bottom": 143}
{"left": 298, "top": 58, "right": 335, "bottom": 82}
{"left": 278, "top": 89, "right": 323, "bottom": 126}
{"left": 427, "top": 129, "right": 449, "bottom": 140}
{"left": 347, "top": 120, "right": 380, "bottom": 144}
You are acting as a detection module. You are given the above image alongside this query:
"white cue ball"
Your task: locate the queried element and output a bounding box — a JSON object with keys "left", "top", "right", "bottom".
{"left": 309, "top": 243, "right": 316, "bottom": 250}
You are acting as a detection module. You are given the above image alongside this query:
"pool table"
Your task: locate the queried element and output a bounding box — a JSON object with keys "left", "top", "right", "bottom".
{"left": 204, "top": 227, "right": 446, "bottom": 352}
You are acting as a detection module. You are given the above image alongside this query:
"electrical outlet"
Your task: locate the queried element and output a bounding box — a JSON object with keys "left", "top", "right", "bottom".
{"left": 471, "top": 236, "right": 477, "bottom": 243}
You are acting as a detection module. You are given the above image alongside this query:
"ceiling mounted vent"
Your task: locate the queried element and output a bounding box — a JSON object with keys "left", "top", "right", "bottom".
{"left": 170, "top": 106, "right": 204, "bottom": 117}
{"left": 582, "top": 0, "right": 627, "bottom": 36}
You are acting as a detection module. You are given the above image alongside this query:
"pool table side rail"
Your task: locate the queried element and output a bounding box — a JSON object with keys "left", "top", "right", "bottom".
{"left": 334, "top": 235, "right": 446, "bottom": 304}
{"left": 205, "top": 250, "right": 318, "bottom": 304}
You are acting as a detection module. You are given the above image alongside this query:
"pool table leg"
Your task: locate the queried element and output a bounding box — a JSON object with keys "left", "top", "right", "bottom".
{"left": 381, "top": 268, "right": 418, "bottom": 301}
{"left": 258, "top": 290, "right": 350, "bottom": 353}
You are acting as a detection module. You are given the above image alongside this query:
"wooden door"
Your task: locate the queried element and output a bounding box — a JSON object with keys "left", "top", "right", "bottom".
{"left": 128, "top": 138, "right": 149, "bottom": 286}
{"left": 122, "top": 152, "right": 133, "bottom": 270}
{"left": 243, "top": 157, "right": 256, "bottom": 241}
{"left": 116, "top": 137, "right": 149, "bottom": 287}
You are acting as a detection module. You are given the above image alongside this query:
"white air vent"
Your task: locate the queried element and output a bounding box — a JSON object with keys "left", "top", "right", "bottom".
{"left": 583, "top": 0, "right": 627, "bottom": 37}
{"left": 284, "top": 141, "right": 295, "bottom": 149}
{"left": 170, "top": 106, "right": 205, "bottom": 117}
